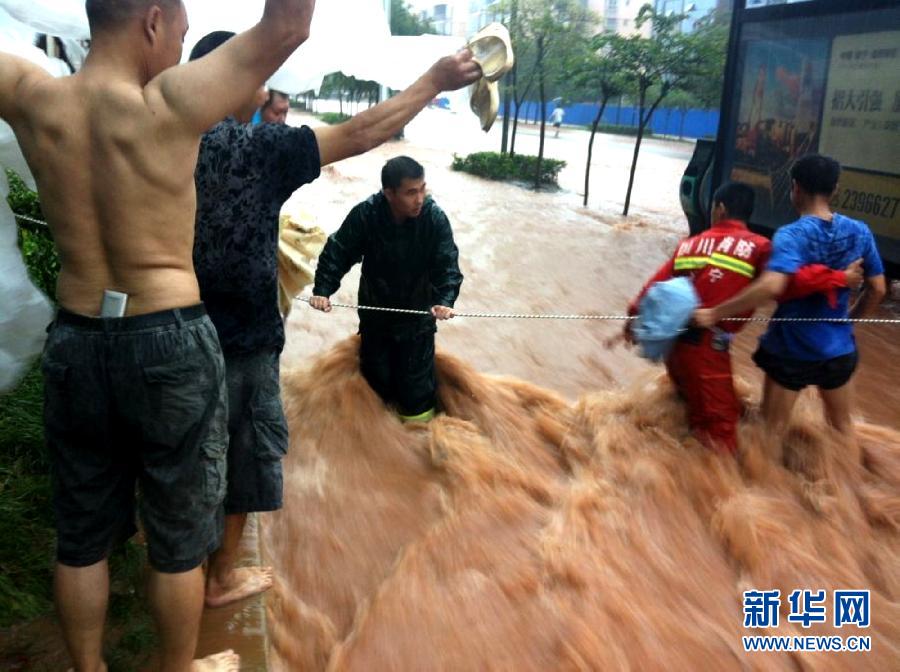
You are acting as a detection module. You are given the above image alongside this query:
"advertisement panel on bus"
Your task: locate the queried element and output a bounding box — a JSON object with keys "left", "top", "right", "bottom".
{"left": 713, "top": 0, "right": 900, "bottom": 274}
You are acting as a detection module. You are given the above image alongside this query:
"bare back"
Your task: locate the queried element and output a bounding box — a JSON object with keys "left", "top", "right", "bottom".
{"left": 14, "top": 69, "right": 202, "bottom": 315}
{"left": 1, "top": 0, "right": 315, "bottom": 316}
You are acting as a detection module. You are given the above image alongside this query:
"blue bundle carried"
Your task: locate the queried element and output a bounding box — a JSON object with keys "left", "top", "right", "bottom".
{"left": 634, "top": 276, "right": 700, "bottom": 362}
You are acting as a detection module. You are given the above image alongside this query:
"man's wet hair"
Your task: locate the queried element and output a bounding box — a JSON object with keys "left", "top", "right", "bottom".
{"left": 86, "top": 0, "right": 181, "bottom": 32}
{"left": 790, "top": 153, "right": 841, "bottom": 197}
{"left": 712, "top": 182, "right": 756, "bottom": 222}
{"left": 263, "top": 90, "right": 291, "bottom": 111}
{"left": 189, "top": 31, "right": 235, "bottom": 61}
{"left": 382, "top": 156, "right": 425, "bottom": 191}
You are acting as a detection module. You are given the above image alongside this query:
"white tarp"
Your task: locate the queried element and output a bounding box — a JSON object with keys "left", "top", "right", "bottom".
{"left": 0, "top": 0, "right": 466, "bottom": 93}
{"left": 0, "top": 26, "right": 58, "bottom": 391}
{"left": 185, "top": 0, "right": 463, "bottom": 93}
{"left": 0, "top": 0, "right": 88, "bottom": 40}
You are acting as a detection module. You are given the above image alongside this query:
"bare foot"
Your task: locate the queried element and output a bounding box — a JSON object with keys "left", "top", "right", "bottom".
{"left": 192, "top": 650, "right": 240, "bottom": 671}
{"left": 205, "top": 566, "right": 274, "bottom": 608}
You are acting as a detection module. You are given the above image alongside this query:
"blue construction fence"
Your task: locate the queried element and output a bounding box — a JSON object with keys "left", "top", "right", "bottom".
{"left": 503, "top": 101, "right": 720, "bottom": 140}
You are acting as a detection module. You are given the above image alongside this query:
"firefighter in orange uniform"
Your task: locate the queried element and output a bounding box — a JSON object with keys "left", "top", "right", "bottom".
{"left": 623, "top": 182, "right": 858, "bottom": 455}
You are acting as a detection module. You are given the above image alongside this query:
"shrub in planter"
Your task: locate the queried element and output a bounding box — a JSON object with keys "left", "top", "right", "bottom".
{"left": 318, "top": 112, "right": 352, "bottom": 125}
{"left": 451, "top": 152, "right": 566, "bottom": 188}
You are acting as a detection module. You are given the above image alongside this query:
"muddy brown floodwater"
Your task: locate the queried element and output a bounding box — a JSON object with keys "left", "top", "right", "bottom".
{"left": 251, "top": 110, "right": 899, "bottom": 669}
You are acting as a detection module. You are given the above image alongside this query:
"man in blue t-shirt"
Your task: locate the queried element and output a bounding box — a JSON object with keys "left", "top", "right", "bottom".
{"left": 695, "top": 154, "right": 887, "bottom": 442}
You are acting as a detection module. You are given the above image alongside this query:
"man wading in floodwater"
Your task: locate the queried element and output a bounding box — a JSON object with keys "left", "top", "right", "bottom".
{"left": 695, "top": 154, "right": 887, "bottom": 448}
{"left": 188, "top": 31, "right": 480, "bottom": 609}
{"left": 0, "top": 1, "right": 315, "bottom": 669}
{"left": 622, "top": 181, "right": 861, "bottom": 456}
{"left": 311, "top": 157, "right": 463, "bottom": 422}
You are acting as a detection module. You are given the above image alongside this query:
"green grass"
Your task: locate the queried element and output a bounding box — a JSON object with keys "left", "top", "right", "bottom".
{"left": 0, "top": 362, "right": 54, "bottom": 627}
{"left": 0, "top": 363, "right": 157, "bottom": 667}
{"left": 106, "top": 543, "right": 157, "bottom": 672}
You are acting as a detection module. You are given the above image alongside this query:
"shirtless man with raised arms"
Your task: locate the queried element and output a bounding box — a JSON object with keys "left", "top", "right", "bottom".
{"left": 0, "top": 1, "right": 315, "bottom": 670}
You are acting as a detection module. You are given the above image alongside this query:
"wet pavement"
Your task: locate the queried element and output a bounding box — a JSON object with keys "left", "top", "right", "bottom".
{"left": 196, "top": 515, "right": 269, "bottom": 671}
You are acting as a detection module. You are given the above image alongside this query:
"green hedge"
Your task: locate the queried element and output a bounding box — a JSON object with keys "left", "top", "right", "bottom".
{"left": 451, "top": 152, "right": 567, "bottom": 188}
{"left": 7, "top": 170, "right": 59, "bottom": 299}
{"left": 584, "top": 124, "right": 654, "bottom": 138}
{"left": 317, "top": 112, "right": 352, "bottom": 125}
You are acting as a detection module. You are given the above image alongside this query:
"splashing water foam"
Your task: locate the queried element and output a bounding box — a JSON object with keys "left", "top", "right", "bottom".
{"left": 261, "top": 337, "right": 899, "bottom": 671}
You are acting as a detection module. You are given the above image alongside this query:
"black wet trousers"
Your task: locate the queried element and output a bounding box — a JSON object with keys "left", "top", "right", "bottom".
{"left": 359, "top": 329, "right": 436, "bottom": 417}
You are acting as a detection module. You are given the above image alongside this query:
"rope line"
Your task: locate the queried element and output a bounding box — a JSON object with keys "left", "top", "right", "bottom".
{"left": 12, "top": 213, "right": 48, "bottom": 228}
{"left": 11, "top": 214, "right": 898, "bottom": 325}
{"left": 297, "top": 297, "right": 900, "bottom": 325}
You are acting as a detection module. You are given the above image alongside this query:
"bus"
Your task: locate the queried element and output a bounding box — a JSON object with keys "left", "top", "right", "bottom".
{"left": 681, "top": 0, "right": 900, "bottom": 276}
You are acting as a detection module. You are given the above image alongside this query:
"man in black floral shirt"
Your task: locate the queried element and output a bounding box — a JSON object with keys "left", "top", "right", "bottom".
{"left": 189, "top": 31, "right": 481, "bottom": 608}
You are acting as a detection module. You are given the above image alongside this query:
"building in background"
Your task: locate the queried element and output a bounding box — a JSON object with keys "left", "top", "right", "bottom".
{"left": 417, "top": 0, "right": 470, "bottom": 37}
{"left": 581, "top": 0, "right": 608, "bottom": 34}
{"left": 599, "top": 0, "right": 653, "bottom": 36}
{"left": 654, "top": 0, "right": 728, "bottom": 33}
{"left": 746, "top": 1, "right": 817, "bottom": 7}
{"left": 465, "top": 0, "right": 611, "bottom": 37}
{"left": 415, "top": 0, "right": 721, "bottom": 40}
{"left": 466, "top": 0, "right": 503, "bottom": 35}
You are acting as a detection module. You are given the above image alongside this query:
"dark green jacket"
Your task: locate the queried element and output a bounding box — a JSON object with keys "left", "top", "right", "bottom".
{"left": 313, "top": 193, "right": 463, "bottom": 337}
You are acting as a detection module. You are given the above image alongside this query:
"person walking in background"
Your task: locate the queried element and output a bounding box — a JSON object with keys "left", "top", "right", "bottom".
{"left": 550, "top": 105, "right": 565, "bottom": 137}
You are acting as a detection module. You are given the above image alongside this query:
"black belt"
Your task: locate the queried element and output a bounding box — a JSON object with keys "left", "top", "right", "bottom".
{"left": 678, "top": 326, "right": 705, "bottom": 346}
{"left": 678, "top": 327, "right": 733, "bottom": 352}
{"left": 55, "top": 304, "right": 207, "bottom": 332}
